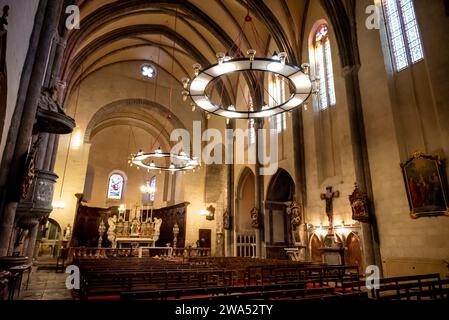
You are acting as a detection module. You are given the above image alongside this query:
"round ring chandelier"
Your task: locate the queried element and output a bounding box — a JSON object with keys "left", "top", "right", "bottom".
{"left": 183, "top": 51, "right": 313, "bottom": 120}
{"left": 130, "top": 148, "right": 199, "bottom": 173}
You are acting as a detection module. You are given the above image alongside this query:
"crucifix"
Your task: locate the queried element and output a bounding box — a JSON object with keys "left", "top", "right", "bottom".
{"left": 320, "top": 186, "right": 339, "bottom": 234}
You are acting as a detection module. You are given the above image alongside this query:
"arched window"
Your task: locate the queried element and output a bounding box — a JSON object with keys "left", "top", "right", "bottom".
{"left": 313, "top": 24, "right": 336, "bottom": 110}
{"left": 268, "top": 75, "right": 287, "bottom": 132}
{"left": 107, "top": 173, "right": 125, "bottom": 200}
{"left": 149, "top": 176, "right": 156, "bottom": 202}
{"left": 382, "top": 0, "right": 424, "bottom": 72}
{"left": 247, "top": 95, "right": 256, "bottom": 145}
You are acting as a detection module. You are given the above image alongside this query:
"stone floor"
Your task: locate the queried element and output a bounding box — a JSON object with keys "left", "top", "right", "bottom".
{"left": 18, "top": 268, "right": 73, "bottom": 300}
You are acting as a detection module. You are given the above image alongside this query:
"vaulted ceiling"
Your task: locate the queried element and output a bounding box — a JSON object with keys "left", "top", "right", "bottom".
{"left": 62, "top": 0, "right": 310, "bottom": 106}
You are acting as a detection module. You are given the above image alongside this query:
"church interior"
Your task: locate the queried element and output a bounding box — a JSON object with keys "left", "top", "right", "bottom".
{"left": 0, "top": 0, "right": 448, "bottom": 303}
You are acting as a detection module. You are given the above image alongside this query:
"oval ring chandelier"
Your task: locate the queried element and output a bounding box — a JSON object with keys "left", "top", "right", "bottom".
{"left": 182, "top": 10, "right": 314, "bottom": 120}
{"left": 131, "top": 148, "right": 199, "bottom": 173}
{"left": 184, "top": 51, "right": 312, "bottom": 119}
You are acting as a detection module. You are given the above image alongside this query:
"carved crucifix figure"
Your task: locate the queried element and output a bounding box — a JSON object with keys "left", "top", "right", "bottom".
{"left": 320, "top": 186, "right": 339, "bottom": 233}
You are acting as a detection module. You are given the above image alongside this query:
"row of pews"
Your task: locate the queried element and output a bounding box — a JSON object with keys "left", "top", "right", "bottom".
{"left": 341, "top": 273, "right": 449, "bottom": 300}
{"left": 73, "top": 256, "right": 360, "bottom": 300}
{"left": 72, "top": 255, "right": 449, "bottom": 301}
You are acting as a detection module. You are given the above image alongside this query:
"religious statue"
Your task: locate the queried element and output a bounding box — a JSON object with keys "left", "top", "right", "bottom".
{"left": 130, "top": 217, "right": 140, "bottom": 236}
{"left": 107, "top": 215, "right": 117, "bottom": 247}
{"left": 286, "top": 200, "right": 303, "bottom": 245}
{"left": 320, "top": 186, "right": 339, "bottom": 233}
{"left": 173, "top": 222, "right": 180, "bottom": 248}
{"left": 349, "top": 183, "right": 370, "bottom": 222}
{"left": 153, "top": 217, "right": 163, "bottom": 244}
{"left": 116, "top": 217, "right": 124, "bottom": 236}
{"left": 21, "top": 137, "right": 41, "bottom": 199}
{"left": 153, "top": 218, "right": 162, "bottom": 235}
{"left": 250, "top": 207, "right": 261, "bottom": 229}
{"left": 223, "top": 209, "right": 232, "bottom": 230}
{"left": 286, "top": 201, "right": 301, "bottom": 229}
{"left": 63, "top": 224, "right": 72, "bottom": 241}
{"left": 98, "top": 220, "right": 106, "bottom": 248}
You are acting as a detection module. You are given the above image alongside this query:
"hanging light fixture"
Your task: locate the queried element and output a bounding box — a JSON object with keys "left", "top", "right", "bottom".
{"left": 131, "top": 148, "right": 199, "bottom": 173}
{"left": 183, "top": 11, "right": 314, "bottom": 120}
{"left": 130, "top": 9, "right": 199, "bottom": 174}
{"left": 140, "top": 181, "right": 156, "bottom": 194}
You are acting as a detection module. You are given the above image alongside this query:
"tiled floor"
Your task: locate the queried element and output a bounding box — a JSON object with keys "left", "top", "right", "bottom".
{"left": 18, "top": 268, "right": 73, "bottom": 300}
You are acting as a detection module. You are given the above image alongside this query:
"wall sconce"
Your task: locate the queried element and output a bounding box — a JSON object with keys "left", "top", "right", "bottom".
{"left": 52, "top": 200, "right": 65, "bottom": 210}
{"left": 200, "top": 205, "right": 215, "bottom": 221}
{"left": 71, "top": 128, "right": 83, "bottom": 149}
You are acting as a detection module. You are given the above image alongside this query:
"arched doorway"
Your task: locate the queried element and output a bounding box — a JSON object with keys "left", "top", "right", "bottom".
{"left": 38, "top": 219, "right": 62, "bottom": 257}
{"left": 235, "top": 167, "right": 256, "bottom": 257}
{"left": 346, "top": 232, "right": 363, "bottom": 273}
{"left": 265, "top": 168, "right": 295, "bottom": 259}
{"left": 310, "top": 234, "right": 323, "bottom": 263}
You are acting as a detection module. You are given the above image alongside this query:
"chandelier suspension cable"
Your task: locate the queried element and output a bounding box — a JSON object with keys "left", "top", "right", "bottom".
{"left": 246, "top": 15, "right": 284, "bottom": 109}
{"left": 126, "top": 125, "right": 133, "bottom": 167}
{"left": 56, "top": 64, "right": 84, "bottom": 206}
{"left": 185, "top": 5, "right": 313, "bottom": 120}
{"left": 152, "top": 34, "right": 162, "bottom": 101}
{"left": 168, "top": 8, "right": 178, "bottom": 113}
{"left": 130, "top": 9, "right": 199, "bottom": 173}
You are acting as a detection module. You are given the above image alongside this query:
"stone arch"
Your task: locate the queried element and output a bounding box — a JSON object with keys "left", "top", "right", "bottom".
{"left": 346, "top": 231, "right": 363, "bottom": 273}
{"left": 233, "top": 167, "right": 256, "bottom": 257}
{"left": 235, "top": 167, "right": 255, "bottom": 234}
{"left": 266, "top": 168, "right": 295, "bottom": 202}
{"left": 309, "top": 233, "right": 323, "bottom": 263}
{"left": 84, "top": 98, "right": 186, "bottom": 145}
{"left": 264, "top": 168, "right": 296, "bottom": 259}
{"left": 319, "top": 0, "right": 360, "bottom": 67}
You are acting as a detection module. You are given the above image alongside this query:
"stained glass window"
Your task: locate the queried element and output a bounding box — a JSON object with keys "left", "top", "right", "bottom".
{"left": 383, "top": 0, "right": 424, "bottom": 72}
{"left": 149, "top": 176, "right": 156, "bottom": 202}
{"left": 314, "top": 24, "right": 336, "bottom": 110}
{"left": 108, "top": 173, "right": 124, "bottom": 200}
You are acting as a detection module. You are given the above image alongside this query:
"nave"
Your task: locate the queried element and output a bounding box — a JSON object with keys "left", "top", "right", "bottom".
{"left": 0, "top": 0, "right": 448, "bottom": 307}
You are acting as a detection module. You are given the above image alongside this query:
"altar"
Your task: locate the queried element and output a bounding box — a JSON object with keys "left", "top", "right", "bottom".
{"left": 105, "top": 206, "right": 163, "bottom": 249}
{"left": 116, "top": 237, "right": 155, "bottom": 249}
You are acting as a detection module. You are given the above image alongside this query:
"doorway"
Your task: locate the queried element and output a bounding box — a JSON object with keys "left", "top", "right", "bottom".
{"left": 198, "top": 229, "right": 211, "bottom": 248}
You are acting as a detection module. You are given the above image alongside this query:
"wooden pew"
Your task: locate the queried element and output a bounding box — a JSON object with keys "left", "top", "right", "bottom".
{"left": 341, "top": 273, "right": 449, "bottom": 300}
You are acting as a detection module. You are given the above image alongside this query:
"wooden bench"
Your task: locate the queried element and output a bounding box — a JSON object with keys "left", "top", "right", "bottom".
{"left": 341, "top": 273, "right": 449, "bottom": 300}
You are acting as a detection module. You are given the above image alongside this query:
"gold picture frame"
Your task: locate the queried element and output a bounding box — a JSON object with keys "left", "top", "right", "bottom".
{"left": 401, "top": 152, "right": 449, "bottom": 219}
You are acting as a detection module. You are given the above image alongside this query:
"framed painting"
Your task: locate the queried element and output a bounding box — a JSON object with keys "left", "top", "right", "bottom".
{"left": 401, "top": 152, "right": 449, "bottom": 219}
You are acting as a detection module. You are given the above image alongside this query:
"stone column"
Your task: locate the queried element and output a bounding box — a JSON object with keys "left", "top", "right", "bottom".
{"left": 291, "top": 109, "right": 309, "bottom": 258}
{"left": 43, "top": 134, "right": 55, "bottom": 170}
{"left": 49, "top": 35, "right": 66, "bottom": 90}
{"left": 225, "top": 120, "right": 235, "bottom": 257}
{"left": 254, "top": 119, "right": 265, "bottom": 258}
{"left": 35, "top": 133, "right": 49, "bottom": 170}
{"left": 26, "top": 222, "right": 39, "bottom": 263}
{"left": 0, "top": 202, "right": 17, "bottom": 256}
{"left": 342, "top": 65, "right": 382, "bottom": 271}
{"left": 0, "top": 1, "right": 63, "bottom": 256}
{"left": 49, "top": 135, "right": 60, "bottom": 171}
